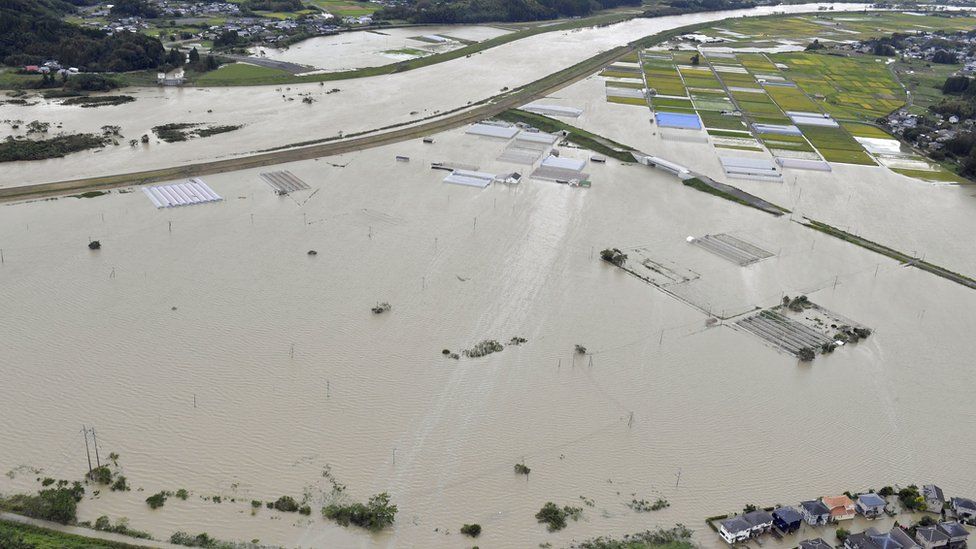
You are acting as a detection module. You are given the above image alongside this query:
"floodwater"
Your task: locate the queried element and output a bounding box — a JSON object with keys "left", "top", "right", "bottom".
{"left": 0, "top": 3, "right": 871, "bottom": 190}
{"left": 1, "top": 122, "right": 975, "bottom": 548}
{"left": 527, "top": 74, "right": 976, "bottom": 282}
{"left": 249, "top": 26, "right": 512, "bottom": 71}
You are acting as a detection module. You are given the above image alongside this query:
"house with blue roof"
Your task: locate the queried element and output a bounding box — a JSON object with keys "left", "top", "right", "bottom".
{"left": 856, "top": 493, "right": 888, "bottom": 518}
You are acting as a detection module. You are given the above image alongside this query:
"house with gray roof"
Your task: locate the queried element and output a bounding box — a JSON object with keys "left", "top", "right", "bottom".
{"left": 801, "top": 500, "right": 832, "bottom": 526}
{"left": 936, "top": 522, "right": 969, "bottom": 548}
{"left": 857, "top": 493, "right": 888, "bottom": 518}
{"left": 916, "top": 526, "right": 950, "bottom": 549}
{"left": 889, "top": 526, "right": 921, "bottom": 549}
{"left": 951, "top": 497, "right": 976, "bottom": 522}
{"left": 719, "top": 516, "right": 754, "bottom": 544}
{"left": 923, "top": 485, "right": 946, "bottom": 514}
{"left": 801, "top": 538, "right": 835, "bottom": 549}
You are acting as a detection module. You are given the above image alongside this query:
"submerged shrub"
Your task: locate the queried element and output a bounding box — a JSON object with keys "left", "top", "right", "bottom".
{"left": 460, "top": 523, "right": 482, "bottom": 537}
{"left": 535, "top": 502, "right": 582, "bottom": 532}
{"left": 322, "top": 492, "right": 397, "bottom": 531}
{"left": 146, "top": 491, "right": 167, "bottom": 509}
{"left": 273, "top": 495, "right": 299, "bottom": 512}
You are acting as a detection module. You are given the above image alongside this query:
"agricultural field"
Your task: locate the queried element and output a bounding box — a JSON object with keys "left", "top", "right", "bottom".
{"left": 699, "top": 11, "right": 976, "bottom": 49}
{"left": 193, "top": 62, "right": 293, "bottom": 86}
{"left": 770, "top": 52, "right": 904, "bottom": 120}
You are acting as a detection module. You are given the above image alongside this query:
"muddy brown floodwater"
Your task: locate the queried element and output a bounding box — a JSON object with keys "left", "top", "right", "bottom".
{"left": 1, "top": 120, "right": 975, "bottom": 548}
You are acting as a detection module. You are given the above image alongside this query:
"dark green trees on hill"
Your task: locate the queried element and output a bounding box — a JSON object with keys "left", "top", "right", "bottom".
{"left": 1, "top": 0, "right": 165, "bottom": 71}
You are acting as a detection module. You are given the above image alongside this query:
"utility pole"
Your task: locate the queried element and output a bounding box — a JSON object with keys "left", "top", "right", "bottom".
{"left": 82, "top": 425, "right": 92, "bottom": 477}
{"left": 92, "top": 427, "right": 101, "bottom": 468}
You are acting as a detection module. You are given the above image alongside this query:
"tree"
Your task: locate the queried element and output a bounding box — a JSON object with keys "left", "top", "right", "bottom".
{"left": 188, "top": 47, "right": 200, "bottom": 64}
{"left": 110, "top": 0, "right": 160, "bottom": 18}
{"left": 460, "top": 523, "right": 482, "bottom": 537}
{"left": 0, "top": 530, "right": 35, "bottom": 549}
{"left": 690, "top": 53, "right": 701, "bottom": 65}
{"left": 805, "top": 39, "right": 825, "bottom": 51}
{"left": 837, "top": 528, "right": 851, "bottom": 541}
{"left": 932, "top": 50, "right": 958, "bottom": 64}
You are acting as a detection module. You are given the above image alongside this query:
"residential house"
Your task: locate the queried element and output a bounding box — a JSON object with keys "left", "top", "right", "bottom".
{"left": 773, "top": 506, "right": 804, "bottom": 534}
{"left": 847, "top": 527, "right": 920, "bottom": 549}
{"left": 718, "top": 510, "right": 774, "bottom": 544}
{"left": 924, "top": 486, "right": 946, "bottom": 514}
{"left": 823, "top": 495, "right": 857, "bottom": 522}
{"left": 890, "top": 526, "right": 922, "bottom": 549}
{"left": 936, "top": 522, "right": 969, "bottom": 549}
{"left": 951, "top": 497, "right": 976, "bottom": 522}
{"left": 743, "top": 509, "right": 774, "bottom": 535}
{"left": 802, "top": 500, "right": 832, "bottom": 526}
{"left": 857, "top": 493, "right": 888, "bottom": 518}
{"left": 916, "top": 526, "right": 950, "bottom": 549}
{"left": 801, "top": 539, "right": 835, "bottom": 549}
{"left": 719, "top": 516, "right": 754, "bottom": 544}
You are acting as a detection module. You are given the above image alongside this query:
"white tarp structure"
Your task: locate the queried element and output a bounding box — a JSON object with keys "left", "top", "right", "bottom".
{"left": 515, "top": 131, "right": 559, "bottom": 145}
{"left": 788, "top": 111, "right": 839, "bottom": 127}
{"left": 719, "top": 156, "right": 782, "bottom": 181}
{"left": 143, "top": 178, "right": 222, "bottom": 208}
{"left": 541, "top": 155, "right": 586, "bottom": 171}
{"left": 465, "top": 123, "right": 519, "bottom": 139}
{"left": 259, "top": 170, "right": 310, "bottom": 193}
{"left": 776, "top": 157, "right": 832, "bottom": 171}
{"left": 443, "top": 169, "right": 495, "bottom": 188}
{"left": 524, "top": 104, "right": 583, "bottom": 118}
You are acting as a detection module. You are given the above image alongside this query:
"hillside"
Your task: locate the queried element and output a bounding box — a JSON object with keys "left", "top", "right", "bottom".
{"left": 0, "top": 0, "right": 164, "bottom": 72}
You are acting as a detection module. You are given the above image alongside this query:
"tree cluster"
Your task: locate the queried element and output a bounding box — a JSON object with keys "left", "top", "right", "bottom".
{"left": 1, "top": 0, "right": 165, "bottom": 72}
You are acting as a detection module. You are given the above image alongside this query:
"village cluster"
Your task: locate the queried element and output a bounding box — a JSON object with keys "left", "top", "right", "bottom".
{"left": 717, "top": 486, "right": 976, "bottom": 549}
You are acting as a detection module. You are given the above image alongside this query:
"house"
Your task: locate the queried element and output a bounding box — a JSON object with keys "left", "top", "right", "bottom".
{"left": 951, "top": 497, "right": 976, "bottom": 521}
{"left": 802, "top": 500, "right": 832, "bottom": 526}
{"left": 916, "top": 526, "right": 950, "bottom": 549}
{"left": 743, "top": 509, "right": 774, "bottom": 535}
{"left": 847, "top": 527, "right": 918, "bottom": 549}
{"left": 936, "top": 522, "right": 969, "bottom": 549}
{"left": 719, "top": 516, "right": 754, "bottom": 544}
{"left": 923, "top": 486, "right": 946, "bottom": 514}
{"left": 823, "top": 495, "right": 857, "bottom": 521}
{"left": 801, "top": 538, "right": 835, "bottom": 549}
{"left": 890, "top": 526, "right": 922, "bottom": 549}
{"left": 718, "top": 510, "right": 774, "bottom": 544}
{"left": 857, "top": 493, "right": 888, "bottom": 518}
{"left": 772, "top": 506, "right": 804, "bottom": 534}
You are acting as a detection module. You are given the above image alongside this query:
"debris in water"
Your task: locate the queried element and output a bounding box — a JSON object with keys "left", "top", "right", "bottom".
{"left": 575, "top": 344, "right": 587, "bottom": 355}
{"left": 371, "top": 302, "right": 392, "bottom": 314}
{"left": 463, "top": 339, "right": 503, "bottom": 358}
{"left": 88, "top": 240, "right": 101, "bottom": 250}
{"left": 509, "top": 336, "right": 528, "bottom": 346}
{"left": 307, "top": 250, "right": 318, "bottom": 256}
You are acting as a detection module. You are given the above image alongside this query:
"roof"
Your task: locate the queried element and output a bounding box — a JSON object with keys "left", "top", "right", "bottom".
{"left": 916, "top": 526, "right": 950, "bottom": 544}
{"left": 847, "top": 531, "right": 883, "bottom": 549}
{"left": 801, "top": 500, "right": 831, "bottom": 515}
{"left": 721, "top": 517, "right": 753, "bottom": 535}
{"left": 744, "top": 510, "right": 773, "bottom": 526}
{"left": 952, "top": 497, "right": 976, "bottom": 511}
{"left": 923, "top": 485, "right": 945, "bottom": 502}
{"left": 868, "top": 529, "right": 906, "bottom": 549}
{"left": 823, "top": 495, "right": 856, "bottom": 510}
{"left": 800, "top": 538, "right": 834, "bottom": 549}
{"left": 936, "top": 522, "right": 969, "bottom": 538}
{"left": 858, "top": 493, "right": 887, "bottom": 507}
{"left": 772, "top": 506, "right": 804, "bottom": 523}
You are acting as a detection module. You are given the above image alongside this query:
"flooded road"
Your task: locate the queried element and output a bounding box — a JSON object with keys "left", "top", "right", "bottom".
{"left": 1, "top": 125, "right": 974, "bottom": 547}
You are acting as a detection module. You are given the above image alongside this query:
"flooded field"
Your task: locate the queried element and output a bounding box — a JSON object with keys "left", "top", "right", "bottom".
{"left": 526, "top": 74, "right": 976, "bottom": 280}
{"left": 2, "top": 121, "right": 975, "bottom": 547}
{"left": 0, "top": 3, "right": 870, "bottom": 190}
{"left": 250, "top": 26, "right": 512, "bottom": 71}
